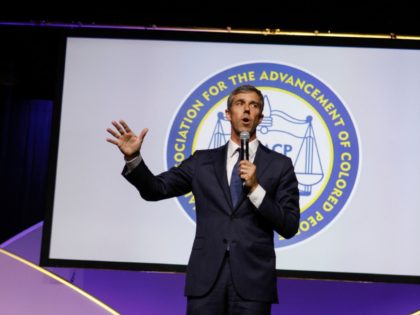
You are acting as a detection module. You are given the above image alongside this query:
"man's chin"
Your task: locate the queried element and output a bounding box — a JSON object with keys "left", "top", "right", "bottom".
{"left": 239, "top": 124, "right": 252, "bottom": 132}
{"left": 234, "top": 126, "right": 257, "bottom": 136}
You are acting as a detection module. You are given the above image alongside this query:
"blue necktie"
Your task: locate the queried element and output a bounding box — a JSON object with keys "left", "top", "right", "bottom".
{"left": 230, "top": 150, "right": 243, "bottom": 208}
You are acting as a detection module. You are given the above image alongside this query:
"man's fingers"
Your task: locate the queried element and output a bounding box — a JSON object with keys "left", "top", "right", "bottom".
{"left": 239, "top": 161, "right": 256, "bottom": 182}
{"left": 106, "top": 127, "right": 120, "bottom": 139}
{"left": 119, "top": 120, "right": 132, "bottom": 134}
{"left": 112, "top": 120, "right": 125, "bottom": 135}
{"left": 139, "top": 128, "right": 149, "bottom": 141}
{"left": 106, "top": 138, "right": 119, "bottom": 145}
{"left": 107, "top": 121, "right": 148, "bottom": 153}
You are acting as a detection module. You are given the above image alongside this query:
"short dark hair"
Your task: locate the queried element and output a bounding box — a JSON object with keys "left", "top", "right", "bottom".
{"left": 227, "top": 85, "right": 264, "bottom": 111}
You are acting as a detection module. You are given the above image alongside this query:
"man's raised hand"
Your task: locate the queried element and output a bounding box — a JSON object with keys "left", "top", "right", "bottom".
{"left": 106, "top": 120, "right": 149, "bottom": 160}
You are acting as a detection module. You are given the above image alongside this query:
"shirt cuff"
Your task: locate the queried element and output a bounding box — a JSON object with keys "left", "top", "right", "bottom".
{"left": 248, "top": 184, "right": 266, "bottom": 209}
{"left": 125, "top": 154, "right": 142, "bottom": 174}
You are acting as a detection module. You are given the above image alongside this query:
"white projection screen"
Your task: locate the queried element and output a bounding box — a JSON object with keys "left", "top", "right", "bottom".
{"left": 41, "top": 31, "right": 420, "bottom": 283}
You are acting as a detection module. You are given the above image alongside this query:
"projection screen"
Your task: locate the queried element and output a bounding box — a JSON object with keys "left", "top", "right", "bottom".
{"left": 41, "top": 32, "right": 420, "bottom": 282}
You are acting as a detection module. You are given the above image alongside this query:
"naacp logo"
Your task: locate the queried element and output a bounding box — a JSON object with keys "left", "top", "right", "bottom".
{"left": 167, "top": 63, "right": 360, "bottom": 248}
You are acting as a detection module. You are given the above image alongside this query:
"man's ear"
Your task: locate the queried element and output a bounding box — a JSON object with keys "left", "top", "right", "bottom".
{"left": 258, "top": 113, "right": 264, "bottom": 124}
{"left": 225, "top": 109, "right": 231, "bottom": 121}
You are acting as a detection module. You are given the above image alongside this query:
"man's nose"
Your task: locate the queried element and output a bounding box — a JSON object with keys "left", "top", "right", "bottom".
{"left": 244, "top": 103, "right": 250, "bottom": 112}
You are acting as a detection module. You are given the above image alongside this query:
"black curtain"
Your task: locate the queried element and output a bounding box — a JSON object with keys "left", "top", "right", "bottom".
{"left": 0, "top": 90, "right": 52, "bottom": 243}
{"left": 0, "top": 26, "right": 58, "bottom": 244}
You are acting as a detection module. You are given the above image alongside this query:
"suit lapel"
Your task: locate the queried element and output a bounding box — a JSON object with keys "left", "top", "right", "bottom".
{"left": 212, "top": 144, "right": 233, "bottom": 210}
{"left": 253, "top": 142, "right": 274, "bottom": 180}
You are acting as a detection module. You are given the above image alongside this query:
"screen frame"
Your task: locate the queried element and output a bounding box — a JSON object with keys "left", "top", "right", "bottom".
{"left": 40, "top": 26, "right": 420, "bottom": 284}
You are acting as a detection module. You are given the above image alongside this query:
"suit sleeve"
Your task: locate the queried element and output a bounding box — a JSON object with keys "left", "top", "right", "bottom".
{"left": 258, "top": 156, "right": 300, "bottom": 239}
{"left": 122, "top": 154, "right": 195, "bottom": 201}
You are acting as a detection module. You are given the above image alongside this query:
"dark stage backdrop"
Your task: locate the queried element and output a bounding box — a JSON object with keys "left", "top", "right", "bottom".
{"left": 0, "top": 97, "right": 52, "bottom": 243}
{"left": 0, "top": 26, "right": 59, "bottom": 244}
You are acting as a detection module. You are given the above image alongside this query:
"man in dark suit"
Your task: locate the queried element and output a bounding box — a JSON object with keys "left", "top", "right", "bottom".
{"left": 107, "top": 85, "right": 300, "bottom": 315}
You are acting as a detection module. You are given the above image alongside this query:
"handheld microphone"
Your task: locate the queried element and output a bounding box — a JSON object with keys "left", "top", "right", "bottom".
{"left": 240, "top": 131, "right": 250, "bottom": 161}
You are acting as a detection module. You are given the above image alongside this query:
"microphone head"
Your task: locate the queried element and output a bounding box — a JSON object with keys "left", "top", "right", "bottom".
{"left": 240, "top": 131, "right": 250, "bottom": 141}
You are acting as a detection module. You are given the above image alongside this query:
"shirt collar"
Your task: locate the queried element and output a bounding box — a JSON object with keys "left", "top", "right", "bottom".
{"left": 228, "top": 138, "right": 259, "bottom": 159}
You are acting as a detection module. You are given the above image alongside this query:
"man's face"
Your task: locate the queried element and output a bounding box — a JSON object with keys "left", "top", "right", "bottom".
{"left": 225, "top": 91, "right": 264, "bottom": 142}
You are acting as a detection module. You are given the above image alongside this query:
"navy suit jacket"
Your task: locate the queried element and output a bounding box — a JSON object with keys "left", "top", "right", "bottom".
{"left": 124, "top": 142, "right": 300, "bottom": 303}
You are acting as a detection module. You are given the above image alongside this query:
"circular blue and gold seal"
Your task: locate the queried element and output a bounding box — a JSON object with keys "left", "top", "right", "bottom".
{"left": 166, "top": 62, "right": 360, "bottom": 248}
